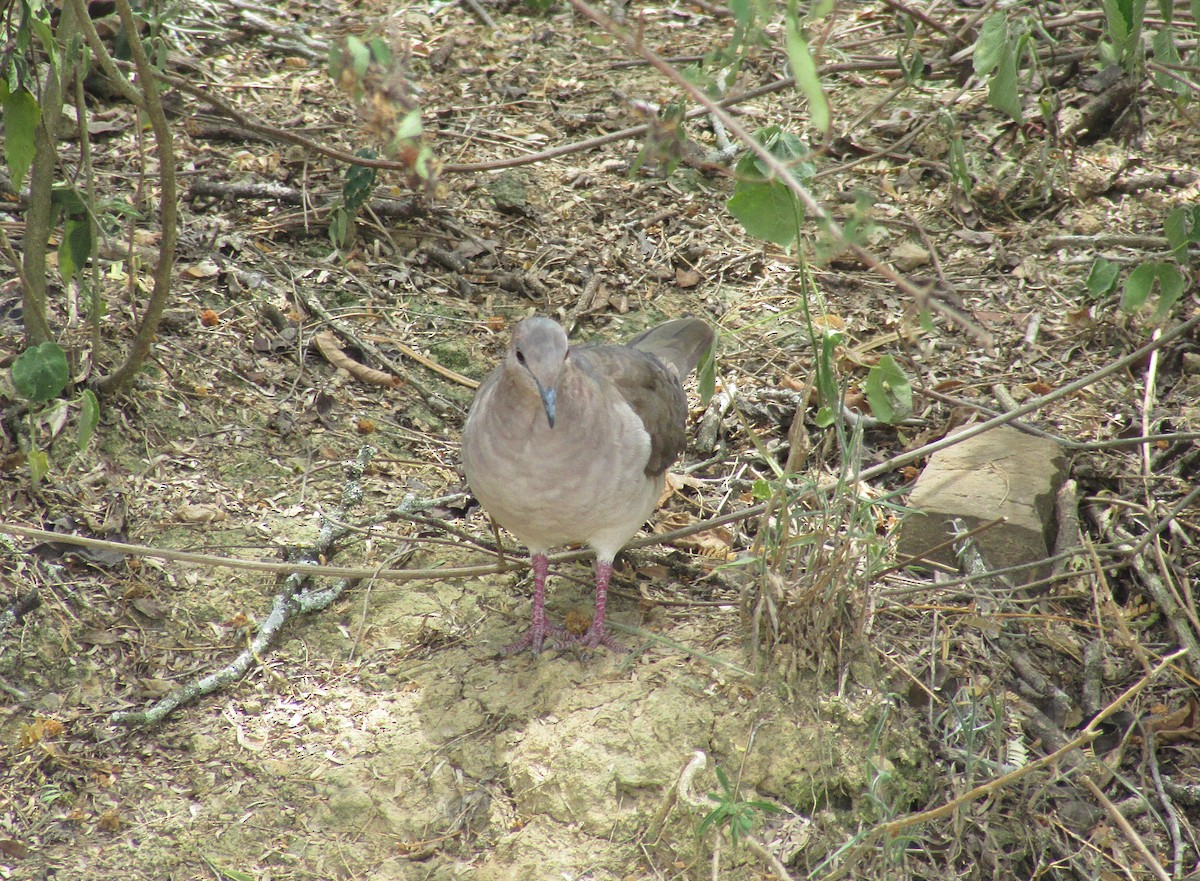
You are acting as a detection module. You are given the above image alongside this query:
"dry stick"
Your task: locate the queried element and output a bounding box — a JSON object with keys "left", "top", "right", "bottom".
{"left": 879, "top": 537, "right": 1135, "bottom": 599}
{"left": 920, "top": 385, "right": 1200, "bottom": 451}
{"left": 0, "top": 226, "right": 34, "bottom": 299}
{"left": 110, "top": 446, "right": 382, "bottom": 727}
{"left": 0, "top": 519, "right": 511, "bottom": 583}
{"left": 877, "top": 0, "right": 957, "bottom": 38}
{"left": 3, "top": 314, "right": 1198, "bottom": 583}
{"left": 875, "top": 516, "right": 1006, "bottom": 577}
{"left": 1079, "top": 774, "right": 1171, "bottom": 881}
{"left": 458, "top": 0, "right": 497, "bottom": 29}
{"left": 817, "top": 648, "right": 1189, "bottom": 881}
{"left": 1113, "top": 517, "right": 1200, "bottom": 681}
{"left": 1136, "top": 331, "right": 1200, "bottom": 676}
{"left": 287, "top": 278, "right": 434, "bottom": 400}
{"left": 630, "top": 311, "right": 1200, "bottom": 552}
{"left": 566, "top": 0, "right": 992, "bottom": 347}
{"left": 1144, "top": 729, "right": 1187, "bottom": 880}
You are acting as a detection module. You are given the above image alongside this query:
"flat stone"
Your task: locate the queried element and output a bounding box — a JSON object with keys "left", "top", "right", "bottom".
{"left": 896, "top": 426, "right": 1069, "bottom": 583}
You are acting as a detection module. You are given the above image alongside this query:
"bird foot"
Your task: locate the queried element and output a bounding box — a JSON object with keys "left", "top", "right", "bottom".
{"left": 574, "top": 625, "right": 629, "bottom": 653}
{"left": 501, "top": 622, "right": 571, "bottom": 655}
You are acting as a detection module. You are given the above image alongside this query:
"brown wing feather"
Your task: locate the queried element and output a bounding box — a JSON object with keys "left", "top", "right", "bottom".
{"left": 624, "top": 318, "right": 714, "bottom": 379}
{"left": 571, "top": 346, "right": 687, "bottom": 476}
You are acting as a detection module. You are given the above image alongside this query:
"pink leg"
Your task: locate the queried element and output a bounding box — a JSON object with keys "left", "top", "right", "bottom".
{"left": 576, "top": 559, "right": 629, "bottom": 652}
{"left": 502, "top": 553, "right": 569, "bottom": 655}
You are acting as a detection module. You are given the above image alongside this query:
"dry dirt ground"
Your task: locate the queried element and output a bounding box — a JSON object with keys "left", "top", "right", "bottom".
{"left": 2, "top": 1, "right": 1199, "bottom": 880}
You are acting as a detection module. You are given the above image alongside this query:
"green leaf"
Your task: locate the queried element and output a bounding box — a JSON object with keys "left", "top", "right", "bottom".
{"left": 733, "top": 126, "right": 807, "bottom": 181}
{"left": 814, "top": 405, "right": 837, "bottom": 429}
{"left": 28, "top": 448, "right": 50, "bottom": 485}
{"left": 816, "top": 327, "right": 843, "bottom": 411}
{"left": 898, "top": 45, "right": 925, "bottom": 85}
{"left": 77, "top": 389, "right": 100, "bottom": 452}
{"left": 730, "top": 0, "right": 752, "bottom": 30}
{"left": 1152, "top": 28, "right": 1184, "bottom": 93}
{"left": 31, "top": 12, "right": 56, "bottom": 61}
{"left": 11, "top": 342, "right": 70, "bottom": 404}
{"left": 343, "top": 149, "right": 378, "bottom": 211}
{"left": 1085, "top": 257, "right": 1120, "bottom": 298}
{"left": 785, "top": 19, "right": 829, "bottom": 136}
{"left": 1150, "top": 264, "right": 1184, "bottom": 320}
{"left": 327, "top": 43, "right": 346, "bottom": 81}
{"left": 412, "top": 145, "right": 434, "bottom": 181}
{"left": 368, "top": 37, "right": 393, "bottom": 68}
{"left": 974, "top": 13, "right": 1008, "bottom": 76}
{"left": 1163, "top": 207, "right": 1191, "bottom": 261}
{"left": 51, "top": 185, "right": 88, "bottom": 215}
{"left": 345, "top": 36, "right": 371, "bottom": 79}
{"left": 2, "top": 84, "right": 41, "bottom": 191}
{"left": 726, "top": 182, "right": 800, "bottom": 247}
{"left": 395, "top": 108, "right": 423, "bottom": 141}
{"left": 59, "top": 216, "right": 94, "bottom": 282}
{"left": 715, "top": 765, "right": 732, "bottom": 793}
{"left": 987, "top": 38, "right": 1022, "bottom": 121}
{"left": 1102, "top": 0, "right": 1147, "bottom": 66}
{"left": 1121, "top": 261, "right": 1184, "bottom": 317}
{"left": 751, "top": 478, "right": 773, "bottom": 500}
{"left": 864, "top": 355, "right": 912, "bottom": 424}
{"left": 327, "top": 205, "right": 352, "bottom": 250}
{"left": 1103, "top": 0, "right": 1131, "bottom": 43}
{"left": 1121, "top": 261, "right": 1156, "bottom": 312}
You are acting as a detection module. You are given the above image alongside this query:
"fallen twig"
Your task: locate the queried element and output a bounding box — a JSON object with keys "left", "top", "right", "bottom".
{"left": 111, "top": 446, "right": 385, "bottom": 726}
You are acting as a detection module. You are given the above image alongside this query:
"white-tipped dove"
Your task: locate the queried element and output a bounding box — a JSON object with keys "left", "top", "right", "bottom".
{"left": 462, "top": 315, "right": 714, "bottom": 654}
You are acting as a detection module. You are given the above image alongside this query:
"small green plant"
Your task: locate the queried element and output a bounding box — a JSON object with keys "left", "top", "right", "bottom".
{"left": 1100, "top": 0, "right": 1148, "bottom": 73}
{"left": 784, "top": 5, "right": 830, "bottom": 138}
{"left": 973, "top": 12, "right": 1027, "bottom": 122}
{"left": 698, "top": 765, "right": 780, "bottom": 850}
{"left": 9, "top": 342, "right": 100, "bottom": 485}
{"left": 1085, "top": 205, "right": 1196, "bottom": 320}
{"left": 725, "top": 125, "right": 812, "bottom": 250}
{"left": 812, "top": 323, "right": 843, "bottom": 429}
{"left": 864, "top": 355, "right": 913, "bottom": 425}
{"left": 328, "top": 146, "right": 380, "bottom": 250}
{"left": 629, "top": 102, "right": 688, "bottom": 179}
{"left": 2, "top": 0, "right": 180, "bottom": 394}
{"left": 327, "top": 35, "right": 433, "bottom": 251}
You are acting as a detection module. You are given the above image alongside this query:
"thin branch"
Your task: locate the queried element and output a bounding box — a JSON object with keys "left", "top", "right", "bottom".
{"left": 111, "top": 446, "right": 383, "bottom": 726}
{"left": 85, "top": 0, "right": 179, "bottom": 396}
{"left": 817, "top": 648, "right": 1190, "bottom": 881}
{"left": 4, "top": 313, "right": 1198, "bottom": 585}
{"left": 566, "top": 0, "right": 993, "bottom": 345}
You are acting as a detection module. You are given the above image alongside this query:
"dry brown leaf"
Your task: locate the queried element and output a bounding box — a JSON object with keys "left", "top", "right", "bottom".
{"left": 1145, "top": 699, "right": 1200, "bottom": 743}
{"left": 653, "top": 511, "right": 734, "bottom": 560}
{"left": 176, "top": 504, "right": 227, "bottom": 524}
{"left": 313, "top": 331, "right": 400, "bottom": 388}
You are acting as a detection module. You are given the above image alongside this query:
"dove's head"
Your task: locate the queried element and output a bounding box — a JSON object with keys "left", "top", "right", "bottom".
{"left": 507, "top": 317, "right": 569, "bottom": 428}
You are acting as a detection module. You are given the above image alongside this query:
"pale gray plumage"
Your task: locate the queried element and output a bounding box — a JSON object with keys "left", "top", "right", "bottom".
{"left": 462, "top": 315, "right": 714, "bottom": 654}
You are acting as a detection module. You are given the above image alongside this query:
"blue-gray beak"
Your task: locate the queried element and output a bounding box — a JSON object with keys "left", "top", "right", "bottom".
{"left": 538, "top": 385, "right": 557, "bottom": 428}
